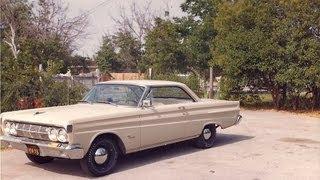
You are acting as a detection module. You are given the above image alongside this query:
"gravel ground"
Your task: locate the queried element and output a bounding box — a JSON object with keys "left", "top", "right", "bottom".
{"left": 1, "top": 110, "right": 319, "bottom": 180}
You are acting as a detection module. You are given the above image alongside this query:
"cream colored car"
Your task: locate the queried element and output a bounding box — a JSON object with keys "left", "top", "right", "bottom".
{"left": 0, "top": 80, "right": 242, "bottom": 176}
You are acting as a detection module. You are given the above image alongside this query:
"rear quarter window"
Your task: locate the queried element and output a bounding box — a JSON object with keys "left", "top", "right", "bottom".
{"left": 148, "top": 86, "right": 195, "bottom": 105}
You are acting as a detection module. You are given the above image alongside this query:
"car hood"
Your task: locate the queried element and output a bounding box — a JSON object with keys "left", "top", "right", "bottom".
{"left": 1, "top": 103, "right": 137, "bottom": 127}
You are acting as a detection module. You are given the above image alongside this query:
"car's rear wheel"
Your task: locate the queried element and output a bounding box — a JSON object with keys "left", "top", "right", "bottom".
{"left": 194, "top": 124, "right": 217, "bottom": 149}
{"left": 80, "top": 137, "right": 119, "bottom": 177}
{"left": 25, "top": 153, "right": 54, "bottom": 164}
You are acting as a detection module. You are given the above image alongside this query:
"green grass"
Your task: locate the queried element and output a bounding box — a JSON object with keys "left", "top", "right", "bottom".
{"left": 259, "top": 93, "right": 273, "bottom": 103}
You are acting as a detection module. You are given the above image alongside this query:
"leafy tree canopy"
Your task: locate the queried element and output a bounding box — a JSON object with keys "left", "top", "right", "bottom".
{"left": 0, "top": 0, "right": 88, "bottom": 112}
{"left": 213, "top": 0, "right": 320, "bottom": 108}
{"left": 95, "top": 32, "right": 143, "bottom": 73}
{"left": 95, "top": 36, "right": 119, "bottom": 73}
{"left": 144, "top": 18, "right": 188, "bottom": 74}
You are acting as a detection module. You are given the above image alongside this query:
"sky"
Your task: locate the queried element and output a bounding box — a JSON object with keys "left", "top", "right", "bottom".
{"left": 64, "top": 0, "right": 186, "bottom": 57}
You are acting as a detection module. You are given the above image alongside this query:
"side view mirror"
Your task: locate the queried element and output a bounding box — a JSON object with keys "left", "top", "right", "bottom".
{"left": 142, "top": 98, "right": 152, "bottom": 107}
{"left": 142, "top": 89, "right": 153, "bottom": 108}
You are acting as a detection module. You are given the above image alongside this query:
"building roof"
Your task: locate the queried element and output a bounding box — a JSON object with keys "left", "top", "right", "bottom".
{"left": 97, "top": 80, "right": 185, "bottom": 86}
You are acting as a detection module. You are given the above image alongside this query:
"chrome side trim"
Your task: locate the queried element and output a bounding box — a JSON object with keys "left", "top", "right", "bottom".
{"left": 234, "top": 115, "right": 242, "bottom": 125}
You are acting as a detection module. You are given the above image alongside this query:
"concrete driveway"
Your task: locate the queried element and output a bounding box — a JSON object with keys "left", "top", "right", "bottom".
{"left": 1, "top": 110, "right": 319, "bottom": 180}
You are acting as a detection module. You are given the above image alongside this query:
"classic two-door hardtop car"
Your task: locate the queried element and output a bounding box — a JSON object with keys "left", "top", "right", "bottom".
{"left": 0, "top": 80, "right": 242, "bottom": 176}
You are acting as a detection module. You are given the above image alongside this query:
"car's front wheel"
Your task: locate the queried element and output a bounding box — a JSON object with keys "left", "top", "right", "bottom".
{"left": 25, "top": 153, "right": 54, "bottom": 164}
{"left": 80, "top": 137, "right": 119, "bottom": 177}
{"left": 194, "top": 124, "right": 217, "bottom": 149}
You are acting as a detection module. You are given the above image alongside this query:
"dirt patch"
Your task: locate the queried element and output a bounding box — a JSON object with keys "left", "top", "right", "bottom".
{"left": 279, "top": 137, "right": 320, "bottom": 144}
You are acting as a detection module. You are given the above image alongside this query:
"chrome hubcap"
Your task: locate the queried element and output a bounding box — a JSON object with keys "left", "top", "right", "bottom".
{"left": 203, "top": 128, "right": 212, "bottom": 140}
{"left": 94, "top": 148, "right": 108, "bottom": 164}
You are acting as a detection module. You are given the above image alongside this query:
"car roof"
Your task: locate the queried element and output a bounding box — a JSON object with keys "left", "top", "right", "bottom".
{"left": 97, "top": 80, "right": 185, "bottom": 86}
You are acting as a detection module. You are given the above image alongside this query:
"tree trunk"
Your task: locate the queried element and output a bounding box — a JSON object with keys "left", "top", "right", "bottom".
{"left": 3, "top": 23, "right": 19, "bottom": 59}
{"left": 280, "top": 84, "right": 287, "bottom": 107}
{"left": 311, "top": 86, "right": 320, "bottom": 110}
{"left": 271, "top": 84, "right": 282, "bottom": 110}
{"left": 293, "top": 95, "right": 299, "bottom": 110}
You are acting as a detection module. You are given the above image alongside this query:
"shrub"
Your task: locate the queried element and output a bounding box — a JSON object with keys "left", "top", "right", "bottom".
{"left": 42, "top": 77, "right": 87, "bottom": 107}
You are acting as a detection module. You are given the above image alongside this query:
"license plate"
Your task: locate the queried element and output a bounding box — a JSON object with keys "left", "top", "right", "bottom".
{"left": 26, "top": 144, "right": 40, "bottom": 156}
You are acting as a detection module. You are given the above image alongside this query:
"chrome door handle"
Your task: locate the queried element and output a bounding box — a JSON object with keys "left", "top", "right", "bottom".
{"left": 127, "top": 135, "right": 135, "bottom": 139}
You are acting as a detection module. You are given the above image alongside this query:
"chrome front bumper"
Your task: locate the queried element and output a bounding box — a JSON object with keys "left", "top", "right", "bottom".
{"left": 0, "top": 135, "right": 84, "bottom": 159}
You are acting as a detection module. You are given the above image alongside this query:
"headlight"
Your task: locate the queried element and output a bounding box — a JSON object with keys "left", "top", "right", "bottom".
{"left": 3, "top": 122, "right": 18, "bottom": 136}
{"left": 57, "top": 129, "right": 68, "bottom": 142}
{"left": 46, "top": 127, "right": 68, "bottom": 142}
{"left": 47, "top": 128, "right": 58, "bottom": 141}
{"left": 4, "top": 122, "right": 11, "bottom": 135}
{"left": 9, "top": 123, "right": 17, "bottom": 135}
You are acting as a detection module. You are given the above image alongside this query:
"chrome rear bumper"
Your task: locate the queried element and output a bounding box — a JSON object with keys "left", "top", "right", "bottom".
{"left": 0, "top": 135, "right": 84, "bottom": 159}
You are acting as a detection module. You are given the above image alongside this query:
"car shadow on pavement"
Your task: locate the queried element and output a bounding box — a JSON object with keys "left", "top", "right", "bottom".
{"left": 26, "top": 133, "right": 254, "bottom": 178}
{"left": 115, "top": 133, "right": 254, "bottom": 174}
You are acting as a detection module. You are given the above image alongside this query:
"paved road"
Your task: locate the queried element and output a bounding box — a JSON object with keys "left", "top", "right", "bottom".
{"left": 1, "top": 110, "right": 320, "bottom": 180}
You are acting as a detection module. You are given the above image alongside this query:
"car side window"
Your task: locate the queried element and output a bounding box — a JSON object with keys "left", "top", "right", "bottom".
{"left": 147, "top": 86, "right": 194, "bottom": 106}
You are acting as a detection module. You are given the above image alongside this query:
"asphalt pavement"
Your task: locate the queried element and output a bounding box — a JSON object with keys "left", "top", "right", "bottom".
{"left": 1, "top": 110, "right": 319, "bottom": 180}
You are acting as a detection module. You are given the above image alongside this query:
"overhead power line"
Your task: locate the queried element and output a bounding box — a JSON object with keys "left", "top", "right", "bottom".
{"left": 74, "top": 0, "right": 113, "bottom": 18}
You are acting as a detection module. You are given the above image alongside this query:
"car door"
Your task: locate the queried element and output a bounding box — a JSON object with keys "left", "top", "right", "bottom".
{"left": 139, "top": 86, "right": 193, "bottom": 148}
{"left": 140, "top": 104, "right": 186, "bottom": 148}
{"left": 182, "top": 102, "right": 206, "bottom": 137}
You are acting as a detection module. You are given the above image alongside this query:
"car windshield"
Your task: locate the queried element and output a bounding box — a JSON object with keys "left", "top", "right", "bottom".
{"left": 81, "top": 84, "right": 145, "bottom": 107}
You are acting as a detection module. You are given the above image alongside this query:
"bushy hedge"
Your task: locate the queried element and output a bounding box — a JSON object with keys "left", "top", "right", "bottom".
{"left": 0, "top": 75, "right": 87, "bottom": 113}
{"left": 42, "top": 77, "right": 87, "bottom": 107}
{"left": 218, "top": 77, "right": 318, "bottom": 110}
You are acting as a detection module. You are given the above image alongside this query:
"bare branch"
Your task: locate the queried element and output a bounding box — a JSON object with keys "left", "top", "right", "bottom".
{"left": 1, "top": 0, "right": 88, "bottom": 57}
{"left": 111, "top": 1, "right": 159, "bottom": 43}
{"left": 32, "top": 0, "right": 88, "bottom": 51}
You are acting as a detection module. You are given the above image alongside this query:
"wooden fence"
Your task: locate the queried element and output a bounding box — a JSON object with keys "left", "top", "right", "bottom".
{"left": 54, "top": 72, "right": 145, "bottom": 89}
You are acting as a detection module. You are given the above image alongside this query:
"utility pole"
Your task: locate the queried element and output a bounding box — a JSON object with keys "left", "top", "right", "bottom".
{"left": 209, "top": 67, "right": 213, "bottom": 99}
{"left": 148, "top": 68, "right": 153, "bottom": 80}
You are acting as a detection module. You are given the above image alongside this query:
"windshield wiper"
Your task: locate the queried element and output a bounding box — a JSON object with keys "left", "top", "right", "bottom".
{"left": 78, "top": 100, "right": 91, "bottom": 104}
{"left": 96, "top": 101, "right": 118, "bottom": 106}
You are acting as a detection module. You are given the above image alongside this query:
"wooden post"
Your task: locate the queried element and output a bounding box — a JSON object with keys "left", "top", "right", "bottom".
{"left": 209, "top": 67, "right": 213, "bottom": 99}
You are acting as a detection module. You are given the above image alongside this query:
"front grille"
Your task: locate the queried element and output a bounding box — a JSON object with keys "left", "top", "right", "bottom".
{"left": 15, "top": 122, "right": 49, "bottom": 141}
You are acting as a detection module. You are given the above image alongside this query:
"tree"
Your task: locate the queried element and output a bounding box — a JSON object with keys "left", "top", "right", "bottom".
{"left": 179, "top": 0, "right": 221, "bottom": 79}
{"left": 95, "top": 36, "right": 119, "bottom": 73}
{"left": 0, "top": 0, "right": 32, "bottom": 58}
{"left": 112, "top": 1, "right": 158, "bottom": 44}
{"left": 144, "top": 18, "right": 187, "bottom": 74}
{"left": 1, "top": 0, "right": 38, "bottom": 112}
{"left": 33, "top": 0, "right": 88, "bottom": 51}
{"left": 70, "top": 55, "right": 91, "bottom": 74}
{"left": 275, "top": 0, "right": 320, "bottom": 109}
{"left": 175, "top": 16, "right": 219, "bottom": 79}
{"left": 96, "top": 32, "right": 143, "bottom": 73}
{"left": 1, "top": 0, "right": 87, "bottom": 62}
{"left": 213, "top": 0, "right": 320, "bottom": 109}
{"left": 0, "top": 0, "right": 88, "bottom": 112}
{"left": 180, "top": 0, "right": 220, "bottom": 20}
{"left": 112, "top": 31, "right": 142, "bottom": 72}
{"left": 108, "top": 1, "right": 160, "bottom": 73}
